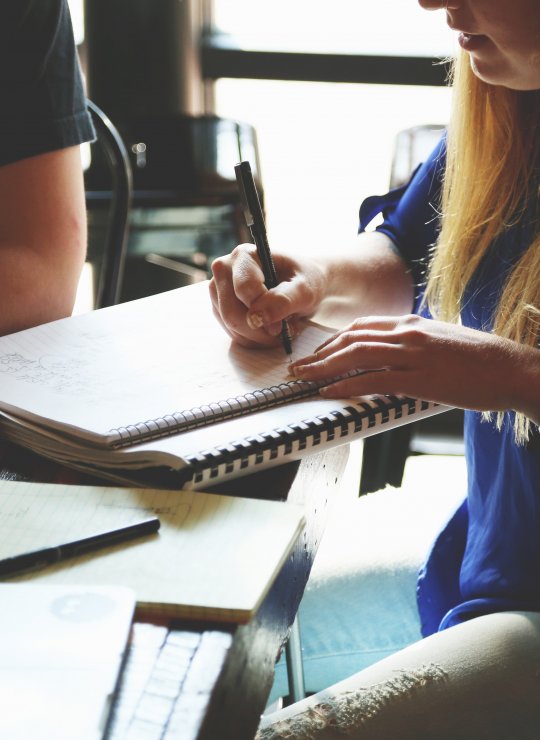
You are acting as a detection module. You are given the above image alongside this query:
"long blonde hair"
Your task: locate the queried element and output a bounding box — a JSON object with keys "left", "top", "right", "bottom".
{"left": 424, "top": 51, "right": 540, "bottom": 443}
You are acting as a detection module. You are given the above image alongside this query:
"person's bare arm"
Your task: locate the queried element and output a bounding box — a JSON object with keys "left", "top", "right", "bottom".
{"left": 0, "top": 145, "right": 87, "bottom": 335}
{"left": 314, "top": 232, "right": 415, "bottom": 328}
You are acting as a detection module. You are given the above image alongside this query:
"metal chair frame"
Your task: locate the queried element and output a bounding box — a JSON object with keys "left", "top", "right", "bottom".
{"left": 86, "top": 99, "right": 133, "bottom": 308}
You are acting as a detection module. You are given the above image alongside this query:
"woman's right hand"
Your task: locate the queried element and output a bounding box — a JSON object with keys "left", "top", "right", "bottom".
{"left": 209, "top": 244, "right": 328, "bottom": 348}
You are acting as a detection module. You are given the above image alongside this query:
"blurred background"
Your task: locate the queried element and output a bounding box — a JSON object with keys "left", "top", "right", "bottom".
{"left": 70, "top": 0, "right": 455, "bottom": 308}
{"left": 72, "top": 0, "right": 463, "bottom": 491}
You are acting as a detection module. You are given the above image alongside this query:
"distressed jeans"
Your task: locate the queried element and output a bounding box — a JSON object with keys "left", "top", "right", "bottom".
{"left": 258, "top": 610, "right": 540, "bottom": 739}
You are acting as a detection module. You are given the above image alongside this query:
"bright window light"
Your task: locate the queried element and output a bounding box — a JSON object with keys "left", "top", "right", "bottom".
{"left": 67, "top": 0, "right": 84, "bottom": 45}
{"left": 215, "top": 79, "right": 451, "bottom": 255}
{"left": 213, "top": 1, "right": 455, "bottom": 57}
{"left": 214, "top": 2, "right": 455, "bottom": 255}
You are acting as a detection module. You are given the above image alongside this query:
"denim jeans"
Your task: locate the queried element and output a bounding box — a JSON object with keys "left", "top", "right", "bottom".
{"left": 260, "top": 611, "right": 540, "bottom": 739}
{"left": 268, "top": 468, "right": 466, "bottom": 703}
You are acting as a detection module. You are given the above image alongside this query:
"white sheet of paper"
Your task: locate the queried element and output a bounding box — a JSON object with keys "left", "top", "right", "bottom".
{"left": 0, "top": 583, "right": 135, "bottom": 740}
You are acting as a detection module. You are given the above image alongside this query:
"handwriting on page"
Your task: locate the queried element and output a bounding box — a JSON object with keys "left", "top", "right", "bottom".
{"left": 0, "top": 322, "right": 128, "bottom": 399}
{"left": 0, "top": 481, "right": 193, "bottom": 561}
{"left": 0, "top": 316, "right": 329, "bottom": 399}
{"left": 0, "top": 352, "right": 99, "bottom": 395}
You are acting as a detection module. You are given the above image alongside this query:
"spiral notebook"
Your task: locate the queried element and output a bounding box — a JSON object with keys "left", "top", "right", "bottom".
{"left": 0, "top": 282, "right": 449, "bottom": 488}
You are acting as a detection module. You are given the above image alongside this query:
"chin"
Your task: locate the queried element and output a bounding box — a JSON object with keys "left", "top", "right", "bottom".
{"left": 470, "top": 58, "right": 540, "bottom": 91}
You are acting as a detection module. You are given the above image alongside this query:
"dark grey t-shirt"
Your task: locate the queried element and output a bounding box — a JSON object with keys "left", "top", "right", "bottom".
{"left": 0, "top": 0, "right": 95, "bottom": 166}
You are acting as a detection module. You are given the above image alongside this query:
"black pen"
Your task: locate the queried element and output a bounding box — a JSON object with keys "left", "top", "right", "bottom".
{"left": 0, "top": 516, "right": 161, "bottom": 579}
{"left": 235, "top": 160, "right": 293, "bottom": 356}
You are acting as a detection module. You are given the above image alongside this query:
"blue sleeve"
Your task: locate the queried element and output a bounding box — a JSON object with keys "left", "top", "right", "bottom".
{"left": 358, "top": 135, "right": 446, "bottom": 307}
{"left": 0, "top": 0, "right": 95, "bottom": 167}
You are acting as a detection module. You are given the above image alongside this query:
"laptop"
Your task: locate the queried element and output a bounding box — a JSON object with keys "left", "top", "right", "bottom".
{"left": 0, "top": 584, "right": 136, "bottom": 740}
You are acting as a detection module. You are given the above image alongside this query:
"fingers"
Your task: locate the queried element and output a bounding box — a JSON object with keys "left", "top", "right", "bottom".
{"left": 246, "top": 258, "right": 322, "bottom": 327}
{"left": 291, "top": 320, "right": 414, "bottom": 376}
{"left": 211, "top": 244, "right": 326, "bottom": 348}
{"left": 210, "top": 246, "right": 276, "bottom": 348}
{"left": 318, "top": 369, "right": 407, "bottom": 399}
{"left": 229, "top": 245, "right": 267, "bottom": 307}
{"left": 211, "top": 244, "right": 265, "bottom": 311}
{"left": 290, "top": 314, "right": 428, "bottom": 379}
{"left": 209, "top": 270, "right": 277, "bottom": 349}
{"left": 286, "top": 315, "right": 506, "bottom": 409}
{"left": 209, "top": 293, "right": 269, "bottom": 349}
{"left": 313, "top": 315, "right": 417, "bottom": 353}
{"left": 288, "top": 314, "right": 430, "bottom": 400}
{"left": 244, "top": 286, "right": 294, "bottom": 333}
{"left": 292, "top": 340, "right": 404, "bottom": 382}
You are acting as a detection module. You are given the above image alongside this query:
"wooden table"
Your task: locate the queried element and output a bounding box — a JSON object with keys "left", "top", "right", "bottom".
{"left": 0, "top": 437, "right": 351, "bottom": 739}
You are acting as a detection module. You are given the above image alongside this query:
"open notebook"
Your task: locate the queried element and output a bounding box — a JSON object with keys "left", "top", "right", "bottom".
{"left": 0, "top": 480, "right": 305, "bottom": 623}
{"left": 0, "top": 282, "right": 448, "bottom": 488}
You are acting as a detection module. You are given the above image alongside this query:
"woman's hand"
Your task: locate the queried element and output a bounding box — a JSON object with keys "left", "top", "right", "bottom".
{"left": 209, "top": 244, "right": 327, "bottom": 348}
{"left": 290, "top": 314, "right": 540, "bottom": 417}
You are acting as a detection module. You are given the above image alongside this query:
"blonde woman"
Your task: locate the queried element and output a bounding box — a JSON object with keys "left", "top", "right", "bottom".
{"left": 210, "top": 0, "right": 540, "bottom": 736}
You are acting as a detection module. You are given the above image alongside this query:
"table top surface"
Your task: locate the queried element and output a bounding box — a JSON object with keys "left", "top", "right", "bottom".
{"left": 0, "top": 437, "right": 350, "bottom": 740}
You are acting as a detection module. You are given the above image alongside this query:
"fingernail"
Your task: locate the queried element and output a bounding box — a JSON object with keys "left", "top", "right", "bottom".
{"left": 291, "top": 364, "right": 306, "bottom": 377}
{"left": 267, "top": 323, "right": 282, "bottom": 337}
{"left": 246, "top": 311, "right": 265, "bottom": 330}
{"left": 314, "top": 337, "right": 334, "bottom": 352}
{"left": 297, "top": 353, "right": 316, "bottom": 366}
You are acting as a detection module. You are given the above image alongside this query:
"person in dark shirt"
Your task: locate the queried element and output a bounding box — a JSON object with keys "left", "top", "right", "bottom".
{"left": 0, "top": 0, "right": 94, "bottom": 335}
{"left": 210, "top": 0, "right": 540, "bottom": 736}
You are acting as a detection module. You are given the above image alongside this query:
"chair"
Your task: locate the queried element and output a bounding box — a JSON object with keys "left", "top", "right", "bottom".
{"left": 85, "top": 99, "right": 133, "bottom": 309}
{"left": 85, "top": 113, "right": 261, "bottom": 304}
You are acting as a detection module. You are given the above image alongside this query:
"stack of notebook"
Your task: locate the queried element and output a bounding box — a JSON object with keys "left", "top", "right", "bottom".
{"left": 0, "top": 282, "right": 448, "bottom": 489}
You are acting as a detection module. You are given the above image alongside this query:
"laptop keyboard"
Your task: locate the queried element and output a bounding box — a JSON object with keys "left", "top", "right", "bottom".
{"left": 108, "top": 622, "right": 232, "bottom": 739}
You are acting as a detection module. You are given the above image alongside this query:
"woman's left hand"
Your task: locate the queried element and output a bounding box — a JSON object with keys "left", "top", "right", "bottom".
{"left": 290, "top": 314, "right": 539, "bottom": 416}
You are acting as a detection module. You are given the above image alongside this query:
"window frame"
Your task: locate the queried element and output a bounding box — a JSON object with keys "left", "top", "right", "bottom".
{"left": 201, "top": 0, "right": 451, "bottom": 88}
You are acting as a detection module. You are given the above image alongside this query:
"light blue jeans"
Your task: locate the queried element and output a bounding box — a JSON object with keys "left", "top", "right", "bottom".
{"left": 261, "top": 464, "right": 540, "bottom": 737}
{"left": 260, "top": 611, "right": 540, "bottom": 739}
{"left": 269, "top": 559, "right": 424, "bottom": 703}
{"left": 268, "top": 476, "right": 465, "bottom": 703}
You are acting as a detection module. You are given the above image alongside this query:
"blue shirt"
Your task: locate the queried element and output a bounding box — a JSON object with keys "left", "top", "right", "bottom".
{"left": 359, "top": 137, "right": 540, "bottom": 636}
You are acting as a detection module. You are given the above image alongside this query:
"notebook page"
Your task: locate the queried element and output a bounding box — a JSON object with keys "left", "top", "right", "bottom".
{"left": 0, "top": 283, "right": 333, "bottom": 442}
{"left": 1, "top": 480, "right": 305, "bottom": 622}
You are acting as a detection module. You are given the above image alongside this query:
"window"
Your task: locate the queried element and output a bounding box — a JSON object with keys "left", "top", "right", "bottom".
{"left": 215, "top": 79, "right": 451, "bottom": 253}
{"left": 211, "top": 2, "right": 455, "bottom": 253}
{"left": 213, "top": 0, "right": 454, "bottom": 58}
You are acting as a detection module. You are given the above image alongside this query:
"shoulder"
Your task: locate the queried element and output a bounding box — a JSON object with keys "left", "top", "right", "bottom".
{"left": 0, "top": 0, "right": 95, "bottom": 168}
